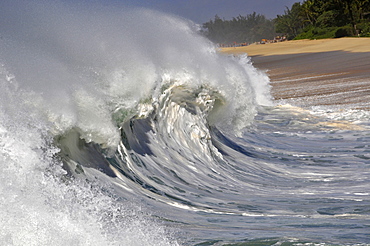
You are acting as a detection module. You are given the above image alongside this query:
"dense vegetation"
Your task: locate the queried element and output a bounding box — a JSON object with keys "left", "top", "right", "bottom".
{"left": 202, "top": 13, "right": 275, "bottom": 44}
{"left": 276, "top": 0, "right": 370, "bottom": 39}
{"left": 202, "top": 0, "right": 370, "bottom": 44}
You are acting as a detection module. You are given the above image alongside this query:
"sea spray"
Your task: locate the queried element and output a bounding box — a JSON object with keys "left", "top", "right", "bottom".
{"left": 0, "top": 0, "right": 271, "bottom": 146}
{"left": 0, "top": 65, "right": 179, "bottom": 246}
{"left": 0, "top": 0, "right": 273, "bottom": 245}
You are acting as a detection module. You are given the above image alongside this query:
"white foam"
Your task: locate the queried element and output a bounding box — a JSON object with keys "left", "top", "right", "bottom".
{"left": 0, "top": 0, "right": 271, "bottom": 145}
{"left": 0, "top": 1, "right": 273, "bottom": 244}
{"left": 0, "top": 75, "right": 179, "bottom": 246}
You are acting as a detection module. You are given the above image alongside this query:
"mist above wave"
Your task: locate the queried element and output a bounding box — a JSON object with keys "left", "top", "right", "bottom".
{"left": 0, "top": 0, "right": 271, "bottom": 149}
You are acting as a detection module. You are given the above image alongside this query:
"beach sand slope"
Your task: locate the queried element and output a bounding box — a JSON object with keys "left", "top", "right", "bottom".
{"left": 221, "top": 38, "right": 370, "bottom": 109}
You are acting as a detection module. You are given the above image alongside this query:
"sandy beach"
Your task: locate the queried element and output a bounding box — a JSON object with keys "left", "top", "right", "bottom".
{"left": 221, "top": 38, "right": 370, "bottom": 109}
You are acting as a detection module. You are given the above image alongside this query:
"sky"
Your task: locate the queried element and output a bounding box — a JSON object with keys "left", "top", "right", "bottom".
{"left": 108, "top": 0, "right": 302, "bottom": 24}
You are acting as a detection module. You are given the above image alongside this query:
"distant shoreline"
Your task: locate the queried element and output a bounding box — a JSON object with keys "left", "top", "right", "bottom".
{"left": 220, "top": 37, "right": 370, "bottom": 57}
{"left": 220, "top": 38, "right": 370, "bottom": 110}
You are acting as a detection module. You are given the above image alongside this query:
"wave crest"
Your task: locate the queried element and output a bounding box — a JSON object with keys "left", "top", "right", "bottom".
{"left": 0, "top": 0, "right": 271, "bottom": 150}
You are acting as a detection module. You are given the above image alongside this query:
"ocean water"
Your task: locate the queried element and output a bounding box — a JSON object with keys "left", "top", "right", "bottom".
{"left": 0, "top": 1, "right": 369, "bottom": 245}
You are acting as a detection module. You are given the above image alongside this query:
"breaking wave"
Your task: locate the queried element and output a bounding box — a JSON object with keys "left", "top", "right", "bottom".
{"left": 2, "top": 1, "right": 369, "bottom": 245}
{"left": 0, "top": 0, "right": 272, "bottom": 245}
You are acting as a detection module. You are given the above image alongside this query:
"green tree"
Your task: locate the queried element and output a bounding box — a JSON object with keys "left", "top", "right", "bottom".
{"left": 204, "top": 0, "right": 370, "bottom": 42}
{"left": 276, "top": 0, "right": 370, "bottom": 39}
{"left": 274, "top": 2, "right": 305, "bottom": 39}
{"left": 202, "top": 13, "right": 275, "bottom": 44}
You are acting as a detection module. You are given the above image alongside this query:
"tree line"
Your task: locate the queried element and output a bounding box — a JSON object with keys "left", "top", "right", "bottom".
{"left": 202, "top": 0, "right": 370, "bottom": 44}
{"left": 202, "top": 12, "right": 275, "bottom": 44}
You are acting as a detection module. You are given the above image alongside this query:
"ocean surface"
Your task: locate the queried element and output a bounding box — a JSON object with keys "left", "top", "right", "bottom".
{"left": 1, "top": 1, "right": 369, "bottom": 245}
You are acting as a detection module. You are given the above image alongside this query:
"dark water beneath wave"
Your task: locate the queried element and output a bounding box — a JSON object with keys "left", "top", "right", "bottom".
{"left": 1, "top": 1, "right": 369, "bottom": 245}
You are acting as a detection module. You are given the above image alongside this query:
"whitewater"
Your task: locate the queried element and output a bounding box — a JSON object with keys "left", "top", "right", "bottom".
{"left": 0, "top": 1, "right": 369, "bottom": 245}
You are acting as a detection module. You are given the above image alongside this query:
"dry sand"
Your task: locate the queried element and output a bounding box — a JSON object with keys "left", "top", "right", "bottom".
{"left": 221, "top": 38, "right": 370, "bottom": 110}
{"left": 221, "top": 37, "right": 370, "bottom": 56}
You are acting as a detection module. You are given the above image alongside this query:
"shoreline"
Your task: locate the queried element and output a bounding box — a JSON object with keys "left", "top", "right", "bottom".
{"left": 220, "top": 37, "right": 370, "bottom": 56}
{"left": 220, "top": 38, "right": 370, "bottom": 110}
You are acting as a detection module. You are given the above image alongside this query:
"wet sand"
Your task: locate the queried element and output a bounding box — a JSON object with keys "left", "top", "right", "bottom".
{"left": 221, "top": 38, "right": 370, "bottom": 109}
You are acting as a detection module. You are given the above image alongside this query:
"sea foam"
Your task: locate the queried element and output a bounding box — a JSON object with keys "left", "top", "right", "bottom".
{"left": 0, "top": 0, "right": 271, "bottom": 147}
{"left": 0, "top": 1, "right": 271, "bottom": 244}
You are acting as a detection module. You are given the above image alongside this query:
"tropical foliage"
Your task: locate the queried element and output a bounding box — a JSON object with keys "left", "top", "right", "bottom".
{"left": 202, "top": 0, "right": 370, "bottom": 43}
{"left": 275, "top": 0, "right": 370, "bottom": 39}
{"left": 202, "top": 13, "right": 275, "bottom": 44}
